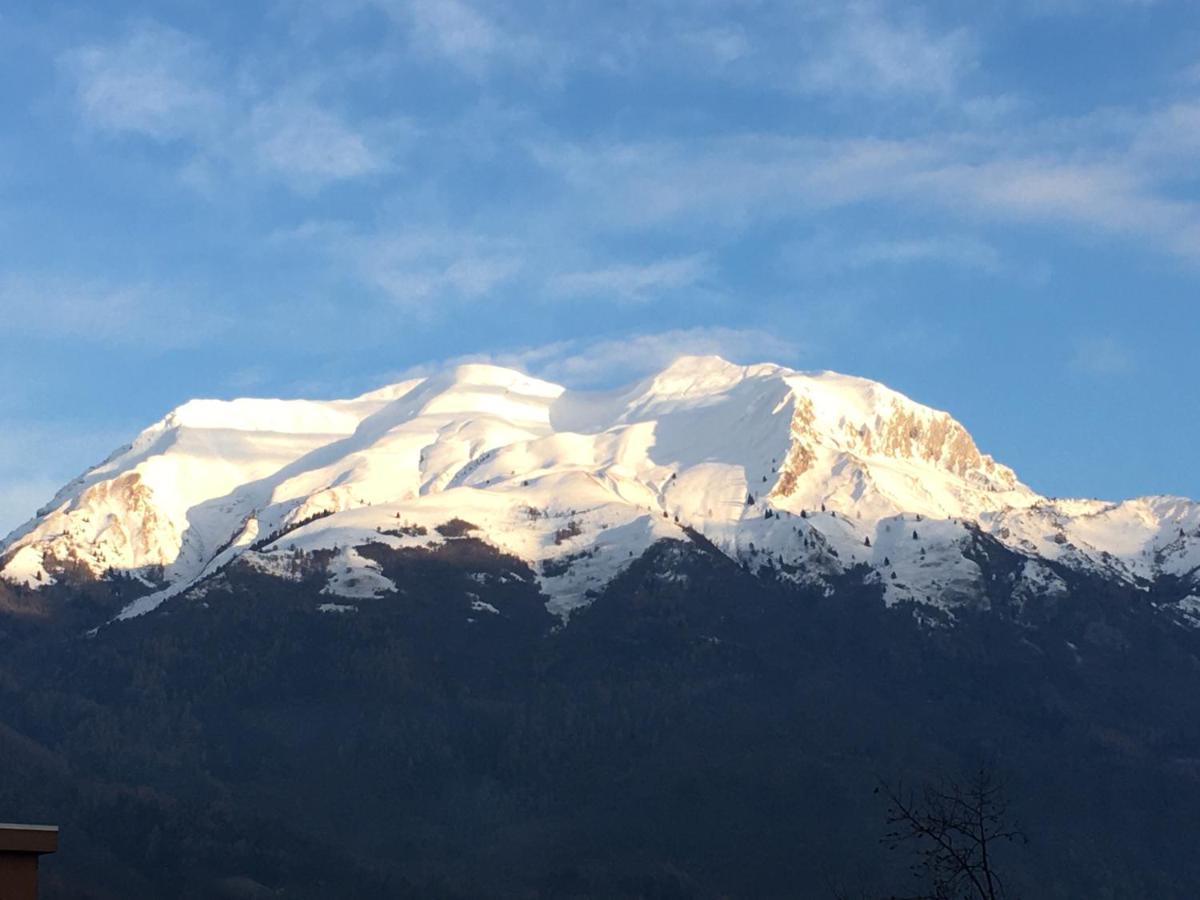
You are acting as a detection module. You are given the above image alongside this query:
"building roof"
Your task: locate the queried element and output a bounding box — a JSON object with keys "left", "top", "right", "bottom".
{"left": 0, "top": 824, "right": 59, "bottom": 855}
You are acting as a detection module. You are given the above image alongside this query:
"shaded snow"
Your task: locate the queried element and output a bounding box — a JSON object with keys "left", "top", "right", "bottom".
{"left": 1175, "top": 596, "right": 1200, "bottom": 628}
{"left": 317, "top": 602, "right": 357, "bottom": 614}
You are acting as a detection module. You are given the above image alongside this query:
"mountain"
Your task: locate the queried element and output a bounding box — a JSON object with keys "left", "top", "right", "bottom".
{"left": 4, "top": 355, "right": 1199, "bottom": 625}
{"left": 4, "top": 356, "right": 1200, "bottom": 899}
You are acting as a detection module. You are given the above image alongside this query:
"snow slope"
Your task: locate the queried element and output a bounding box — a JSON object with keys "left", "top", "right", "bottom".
{"left": 3, "top": 356, "right": 1197, "bottom": 620}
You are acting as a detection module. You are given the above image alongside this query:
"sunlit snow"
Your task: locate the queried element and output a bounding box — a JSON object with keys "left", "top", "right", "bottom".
{"left": 1, "top": 355, "right": 1196, "bottom": 623}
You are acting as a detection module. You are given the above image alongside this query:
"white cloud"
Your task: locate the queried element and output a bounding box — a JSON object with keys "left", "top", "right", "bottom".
{"left": 392, "top": 326, "right": 804, "bottom": 389}
{"left": 0, "top": 275, "right": 230, "bottom": 347}
{"left": 681, "top": 26, "right": 751, "bottom": 67}
{"left": 850, "top": 236, "right": 1002, "bottom": 271}
{"left": 371, "top": 0, "right": 548, "bottom": 76}
{"left": 63, "top": 22, "right": 224, "bottom": 142}
{"left": 916, "top": 157, "right": 1200, "bottom": 259}
{"left": 1132, "top": 101, "right": 1200, "bottom": 163}
{"left": 533, "top": 128, "right": 1200, "bottom": 260}
{"left": 531, "top": 135, "right": 936, "bottom": 229}
{"left": 61, "top": 22, "right": 384, "bottom": 190}
{"left": 409, "top": 0, "right": 498, "bottom": 63}
{"left": 528, "top": 327, "right": 801, "bottom": 386}
{"left": 785, "top": 232, "right": 1003, "bottom": 276}
{"left": 799, "top": 2, "right": 976, "bottom": 99}
{"left": 282, "top": 225, "right": 718, "bottom": 314}
{"left": 549, "top": 255, "right": 710, "bottom": 303}
{"left": 247, "top": 100, "right": 385, "bottom": 186}
{"left": 342, "top": 230, "right": 523, "bottom": 311}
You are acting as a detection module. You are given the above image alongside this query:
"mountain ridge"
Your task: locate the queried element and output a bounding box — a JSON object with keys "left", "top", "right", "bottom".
{"left": 3, "top": 354, "right": 1198, "bottom": 623}
{"left": 5, "top": 357, "right": 1200, "bottom": 898}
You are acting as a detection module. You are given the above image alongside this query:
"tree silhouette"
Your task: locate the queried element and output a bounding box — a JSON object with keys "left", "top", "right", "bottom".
{"left": 879, "top": 767, "right": 1025, "bottom": 900}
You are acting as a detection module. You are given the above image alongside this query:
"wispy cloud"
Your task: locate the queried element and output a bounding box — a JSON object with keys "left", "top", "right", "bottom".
{"left": 785, "top": 232, "right": 1004, "bottom": 275}
{"left": 62, "top": 21, "right": 224, "bottom": 142}
{"left": 1070, "top": 336, "right": 1135, "bottom": 376}
{"left": 550, "top": 255, "right": 710, "bottom": 303}
{"left": 319, "top": 228, "right": 524, "bottom": 312}
{"left": 246, "top": 100, "right": 386, "bottom": 186}
{"left": 799, "top": 2, "right": 976, "bottom": 99}
{"left": 392, "top": 326, "right": 804, "bottom": 389}
{"left": 926, "top": 159, "right": 1186, "bottom": 238}
{"left": 527, "top": 327, "right": 802, "bottom": 386}
{"left": 369, "top": 0, "right": 551, "bottom": 77}
{"left": 278, "top": 223, "right": 712, "bottom": 314}
{"left": 680, "top": 26, "right": 751, "bottom": 67}
{"left": 54, "top": 9, "right": 1200, "bottom": 262}
{"left": 61, "top": 21, "right": 385, "bottom": 190}
{"left": 407, "top": 0, "right": 501, "bottom": 70}
{"left": 533, "top": 128, "right": 1200, "bottom": 261}
{"left": 850, "top": 236, "right": 1001, "bottom": 271}
{"left": 0, "top": 275, "right": 230, "bottom": 348}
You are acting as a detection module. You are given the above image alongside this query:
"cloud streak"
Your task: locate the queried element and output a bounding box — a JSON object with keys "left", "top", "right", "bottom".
{"left": 532, "top": 128, "right": 1200, "bottom": 261}
{"left": 63, "top": 22, "right": 224, "bottom": 142}
{"left": 785, "top": 232, "right": 1004, "bottom": 276}
{"left": 550, "top": 255, "right": 711, "bottom": 303}
{"left": 247, "top": 100, "right": 386, "bottom": 186}
{"left": 799, "top": 2, "right": 976, "bottom": 99}
{"left": 61, "top": 21, "right": 386, "bottom": 190}
{"left": 0, "top": 275, "right": 231, "bottom": 348}
{"left": 393, "top": 326, "right": 805, "bottom": 389}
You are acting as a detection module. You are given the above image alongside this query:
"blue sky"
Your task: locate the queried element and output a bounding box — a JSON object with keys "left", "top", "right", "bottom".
{"left": 1, "top": 0, "right": 1198, "bottom": 532}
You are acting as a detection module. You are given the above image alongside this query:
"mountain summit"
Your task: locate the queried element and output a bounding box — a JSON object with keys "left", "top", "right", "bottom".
{"left": 3, "top": 355, "right": 1198, "bottom": 622}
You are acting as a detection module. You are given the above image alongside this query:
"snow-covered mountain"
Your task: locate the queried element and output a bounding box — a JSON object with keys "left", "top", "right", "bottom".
{"left": 4, "top": 355, "right": 1199, "bottom": 622}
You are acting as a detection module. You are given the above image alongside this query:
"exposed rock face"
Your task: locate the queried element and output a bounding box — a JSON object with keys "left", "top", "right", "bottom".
{"left": 772, "top": 395, "right": 818, "bottom": 498}
{"left": 3, "top": 472, "right": 180, "bottom": 585}
{"left": 871, "top": 404, "right": 998, "bottom": 479}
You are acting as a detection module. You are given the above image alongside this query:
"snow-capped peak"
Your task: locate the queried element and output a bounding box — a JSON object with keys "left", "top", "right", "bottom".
{"left": 2, "top": 356, "right": 1196, "bottom": 620}
{"left": 639, "top": 354, "right": 784, "bottom": 398}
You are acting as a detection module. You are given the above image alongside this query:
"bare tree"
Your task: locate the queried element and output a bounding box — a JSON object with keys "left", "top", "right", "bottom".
{"left": 879, "top": 767, "right": 1025, "bottom": 900}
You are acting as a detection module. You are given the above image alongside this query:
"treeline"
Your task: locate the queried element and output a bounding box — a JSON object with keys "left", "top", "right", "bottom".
{"left": 1, "top": 538, "right": 1200, "bottom": 897}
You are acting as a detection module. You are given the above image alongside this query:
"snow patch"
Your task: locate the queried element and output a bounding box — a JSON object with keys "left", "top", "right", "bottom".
{"left": 1, "top": 545, "right": 55, "bottom": 588}
{"left": 1176, "top": 596, "right": 1200, "bottom": 628}
{"left": 317, "top": 602, "right": 357, "bottom": 614}
{"left": 321, "top": 547, "right": 396, "bottom": 599}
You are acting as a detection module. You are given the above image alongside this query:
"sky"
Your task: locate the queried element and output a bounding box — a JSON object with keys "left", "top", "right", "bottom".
{"left": 1, "top": 0, "right": 1199, "bottom": 534}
